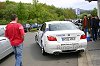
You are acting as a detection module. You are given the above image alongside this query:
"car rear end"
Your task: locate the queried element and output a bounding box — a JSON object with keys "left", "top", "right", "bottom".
{"left": 43, "top": 22, "right": 87, "bottom": 54}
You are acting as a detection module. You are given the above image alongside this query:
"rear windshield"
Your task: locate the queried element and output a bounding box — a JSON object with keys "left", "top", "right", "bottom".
{"left": 49, "top": 23, "right": 78, "bottom": 31}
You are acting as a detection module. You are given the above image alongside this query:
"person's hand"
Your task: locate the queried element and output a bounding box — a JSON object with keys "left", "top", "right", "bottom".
{"left": 88, "top": 28, "right": 90, "bottom": 32}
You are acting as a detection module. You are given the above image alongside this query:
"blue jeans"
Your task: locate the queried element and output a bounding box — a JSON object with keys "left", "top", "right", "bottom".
{"left": 84, "top": 28, "right": 88, "bottom": 35}
{"left": 13, "top": 44, "right": 23, "bottom": 66}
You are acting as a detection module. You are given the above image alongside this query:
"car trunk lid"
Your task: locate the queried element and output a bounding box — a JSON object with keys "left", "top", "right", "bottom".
{"left": 46, "top": 30, "right": 84, "bottom": 43}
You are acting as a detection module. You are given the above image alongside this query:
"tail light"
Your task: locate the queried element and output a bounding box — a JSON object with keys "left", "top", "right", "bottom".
{"left": 47, "top": 36, "right": 57, "bottom": 41}
{"left": 80, "top": 34, "right": 86, "bottom": 39}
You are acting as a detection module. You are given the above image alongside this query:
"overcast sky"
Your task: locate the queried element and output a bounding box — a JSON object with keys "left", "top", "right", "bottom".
{"left": 0, "top": 0, "right": 97, "bottom": 10}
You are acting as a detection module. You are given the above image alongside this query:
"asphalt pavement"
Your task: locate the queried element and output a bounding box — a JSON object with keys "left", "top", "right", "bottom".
{"left": 0, "top": 32, "right": 79, "bottom": 66}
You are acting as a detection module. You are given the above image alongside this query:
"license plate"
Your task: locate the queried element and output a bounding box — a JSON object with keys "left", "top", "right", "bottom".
{"left": 59, "top": 43, "right": 78, "bottom": 50}
{"left": 62, "top": 37, "right": 75, "bottom": 41}
{"left": 73, "top": 44, "right": 78, "bottom": 49}
{"left": 60, "top": 45, "right": 73, "bottom": 50}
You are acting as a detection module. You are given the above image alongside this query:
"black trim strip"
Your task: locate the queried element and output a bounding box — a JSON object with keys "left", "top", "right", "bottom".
{"left": 0, "top": 39, "right": 6, "bottom": 41}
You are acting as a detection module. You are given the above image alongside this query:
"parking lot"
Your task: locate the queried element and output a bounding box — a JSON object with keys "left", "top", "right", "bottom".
{"left": 0, "top": 32, "right": 80, "bottom": 66}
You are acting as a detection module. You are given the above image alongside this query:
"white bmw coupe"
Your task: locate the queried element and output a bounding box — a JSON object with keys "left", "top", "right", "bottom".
{"left": 35, "top": 21, "right": 87, "bottom": 55}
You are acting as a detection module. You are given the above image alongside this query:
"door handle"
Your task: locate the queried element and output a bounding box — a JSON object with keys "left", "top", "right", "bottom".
{"left": 0, "top": 39, "right": 6, "bottom": 41}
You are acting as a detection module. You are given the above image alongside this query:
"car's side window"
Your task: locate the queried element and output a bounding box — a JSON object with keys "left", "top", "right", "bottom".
{"left": 40, "top": 23, "right": 46, "bottom": 32}
{"left": 0, "top": 28, "right": 5, "bottom": 37}
{"left": 40, "top": 24, "right": 44, "bottom": 31}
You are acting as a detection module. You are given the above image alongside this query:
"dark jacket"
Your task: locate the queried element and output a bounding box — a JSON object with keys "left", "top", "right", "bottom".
{"left": 96, "top": 18, "right": 100, "bottom": 28}
{"left": 91, "top": 18, "right": 98, "bottom": 28}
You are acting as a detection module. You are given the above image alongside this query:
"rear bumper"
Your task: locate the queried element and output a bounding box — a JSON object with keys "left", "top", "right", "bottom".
{"left": 44, "top": 40, "right": 87, "bottom": 54}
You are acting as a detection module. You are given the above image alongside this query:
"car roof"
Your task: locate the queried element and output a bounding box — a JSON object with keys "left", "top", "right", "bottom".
{"left": 45, "top": 21, "right": 72, "bottom": 25}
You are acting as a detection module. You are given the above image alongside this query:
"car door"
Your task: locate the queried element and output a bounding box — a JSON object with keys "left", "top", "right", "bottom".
{"left": 0, "top": 38, "right": 9, "bottom": 53}
{"left": 38, "top": 23, "right": 46, "bottom": 48}
{"left": 0, "top": 28, "right": 11, "bottom": 56}
{"left": 0, "top": 27, "right": 4, "bottom": 53}
{"left": 0, "top": 37, "right": 12, "bottom": 60}
{"left": 0, "top": 38, "right": 3, "bottom": 54}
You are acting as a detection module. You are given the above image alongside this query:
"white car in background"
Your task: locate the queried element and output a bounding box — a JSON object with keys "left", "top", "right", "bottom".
{"left": 35, "top": 21, "right": 87, "bottom": 55}
{"left": 0, "top": 25, "right": 13, "bottom": 60}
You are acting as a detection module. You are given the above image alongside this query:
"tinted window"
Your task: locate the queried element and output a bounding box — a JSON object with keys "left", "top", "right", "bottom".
{"left": 49, "top": 23, "right": 78, "bottom": 31}
{"left": 40, "top": 23, "right": 46, "bottom": 31}
{"left": 0, "top": 28, "right": 5, "bottom": 36}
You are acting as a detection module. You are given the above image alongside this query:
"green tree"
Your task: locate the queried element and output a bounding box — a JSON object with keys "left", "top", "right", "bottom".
{"left": 0, "top": 1, "right": 77, "bottom": 24}
{"left": 17, "top": 1, "right": 28, "bottom": 20}
{"left": 79, "top": 13, "right": 89, "bottom": 19}
{"left": 0, "top": 2, "right": 6, "bottom": 19}
{"left": 2, "top": 2, "right": 17, "bottom": 20}
{"left": 91, "top": 8, "right": 97, "bottom": 16}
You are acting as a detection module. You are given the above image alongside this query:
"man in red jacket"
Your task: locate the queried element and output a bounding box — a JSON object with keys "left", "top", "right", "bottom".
{"left": 5, "top": 14, "right": 25, "bottom": 66}
{"left": 82, "top": 15, "right": 88, "bottom": 34}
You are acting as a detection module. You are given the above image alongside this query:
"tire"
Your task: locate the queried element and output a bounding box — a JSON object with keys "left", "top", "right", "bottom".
{"left": 41, "top": 40, "right": 48, "bottom": 56}
{"left": 77, "top": 50, "right": 84, "bottom": 55}
{"left": 42, "top": 48, "right": 48, "bottom": 56}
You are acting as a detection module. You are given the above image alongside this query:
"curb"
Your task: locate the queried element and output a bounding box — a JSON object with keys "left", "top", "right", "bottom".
{"left": 78, "top": 52, "right": 88, "bottom": 66}
{"left": 86, "top": 50, "right": 94, "bottom": 66}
